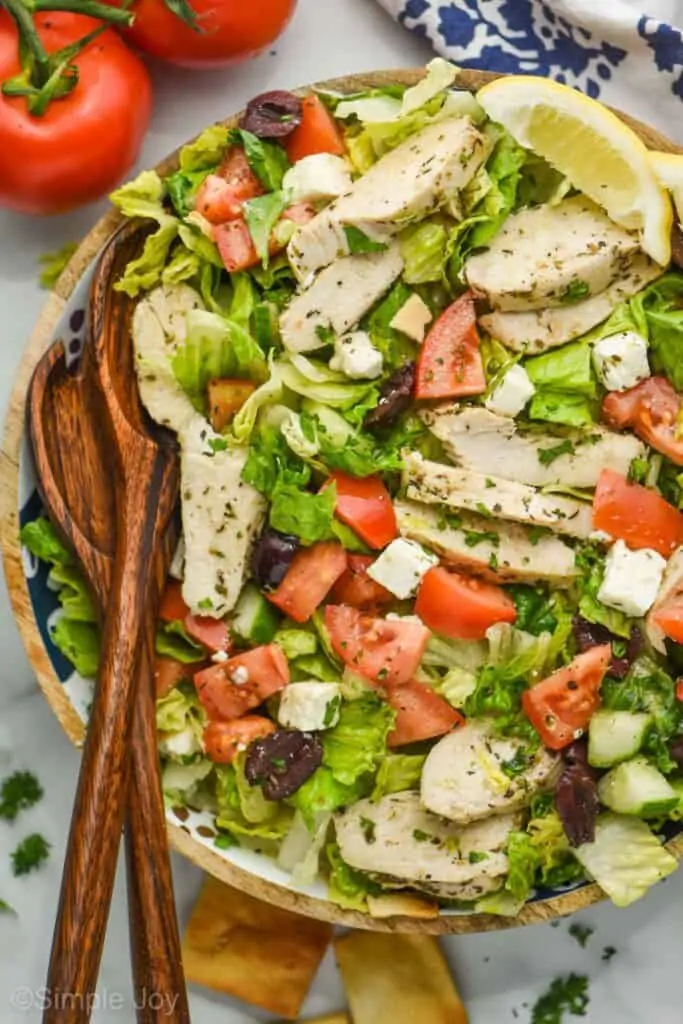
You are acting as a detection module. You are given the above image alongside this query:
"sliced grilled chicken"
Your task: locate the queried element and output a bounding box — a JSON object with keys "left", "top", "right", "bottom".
{"left": 403, "top": 452, "right": 593, "bottom": 539}
{"left": 287, "top": 116, "right": 488, "bottom": 281}
{"left": 421, "top": 720, "right": 561, "bottom": 825}
{"left": 480, "top": 254, "right": 663, "bottom": 353}
{"left": 180, "top": 418, "right": 267, "bottom": 617}
{"left": 335, "top": 791, "right": 518, "bottom": 900}
{"left": 421, "top": 406, "right": 646, "bottom": 488}
{"left": 465, "top": 196, "right": 639, "bottom": 312}
{"left": 395, "top": 499, "right": 578, "bottom": 586}
{"left": 132, "top": 283, "right": 204, "bottom": 435}
{"left": 646, "top": 546, "right": 683, "bottom": 654}
{"left": 280, "top": 245, "right": 403, "bottom": 353}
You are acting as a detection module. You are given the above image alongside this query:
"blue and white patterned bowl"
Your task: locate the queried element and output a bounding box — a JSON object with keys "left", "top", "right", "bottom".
{"left": 6, "top": 68, "right": 683, "bottom": 931}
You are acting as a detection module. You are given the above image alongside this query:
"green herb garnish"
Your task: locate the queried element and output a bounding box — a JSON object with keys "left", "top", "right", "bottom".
{"left": 0, "top": 771, "right": 43, "bottom": 822}
{"left": 11, "top": 834, "right": 51, "bottom": 877}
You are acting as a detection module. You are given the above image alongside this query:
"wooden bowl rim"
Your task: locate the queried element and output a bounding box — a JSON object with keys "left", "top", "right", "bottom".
{"left": 2, "top": 67, "right": 682, "bottom": 934}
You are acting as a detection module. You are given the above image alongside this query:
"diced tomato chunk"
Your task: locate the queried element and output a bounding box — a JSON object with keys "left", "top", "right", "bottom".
{"left": 158, "top": 581, "right": 229, "bottom": 652}
{"left": 268, "top": 541, "right": 347, "bottom": 623}
{"left": 285, "top": 95, "right": 345, "bottom": 163}
{"left": 416, "top": 567, "right": 516, "bottom": 641}
{"left": 522, "top": 645, "right": 611, "bottom": 750}
{"left": 154, "top": 656, "right": 205, "bottom": 699}
{"left": 677, "top": 679, "right": 683, "bottom": 702}
{"left": 330, "top": 554, "right": 394, "bottom": 610}
{"left": 325, "top": 606, "right": 430, "bottom": 686}
{"left": 387, "top": 682, "right": 463, "bottom": 747}
{"left": 325, "top": 472, "right": 398, "bottom": 549}
{"left": 194, "top": 644, "right": 289, "bottom": 721}
{"left": 282, "top": 201, "right": 317, "bottom": 225}
{"left": 593, "top": 469, "right": 683, "bottom": 557}
{"left": 214, "top": 218, "right": 259, "bottom": 272}
{"left": 651, "top": 601, "right": 683, "bottom": 646}
{"left": 204, "top": 717, "right": 276, "bottom": 764}
{"left": 194, "top": 147, "right": 263, "bottom": 224}
{"left": 415, "top": 292, "right": 486, "bottom": 400}
{"left": 602, "top": 377, "right": 683, "bottom": 466}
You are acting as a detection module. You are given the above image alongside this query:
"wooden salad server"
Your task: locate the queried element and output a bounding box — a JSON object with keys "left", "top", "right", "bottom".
{"left": 27, "top": 230, "right": 190, "bottom": 1022}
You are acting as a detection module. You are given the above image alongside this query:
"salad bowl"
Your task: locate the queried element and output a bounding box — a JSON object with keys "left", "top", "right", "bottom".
{"left": 3, "top": 66, "right": 683, "bottom": 934}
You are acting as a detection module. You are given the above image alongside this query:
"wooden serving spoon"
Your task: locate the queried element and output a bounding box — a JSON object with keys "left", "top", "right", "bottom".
{"left": 28, "top": 229, "right": 189, "bottom": 1021}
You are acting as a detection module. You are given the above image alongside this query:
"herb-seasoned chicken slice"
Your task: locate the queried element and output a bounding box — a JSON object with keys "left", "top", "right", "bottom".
{"left": 480, "top": 254, "right": 663, "bottom": 353}
{"left": 335, "top": 791, "right": 519, "bottom": 900}
{"left": 395, "top": 500, "right": 578, "bottom": 586}
{"left": 287, "top": 116, "right": 489, "bottom": 281}
{"left": 646, "top": 546, "right": 683, "bottom": 654}
{"left": 465, "top": 196, "right": 640, "bottom": 312}
{"left": 421, "top": 406, "right": 646, "bottom": 489}
{"left": 421, "top": 721, "right": 561, "bottom": 825}
{"left": 403, "top": 452, "right": 593, "bottom": 540}
{"left": 280, "top": 245, "right": 403, "bottom": 353}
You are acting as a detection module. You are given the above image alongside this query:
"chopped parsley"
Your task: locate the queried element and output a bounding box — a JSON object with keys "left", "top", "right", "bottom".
{"left": 488, "top": 552, "right": 499, "bottom": 571}
{"left": 475, "top": 502, "right": 493, "bottom": 519}
{"left": 207, "top": 437, "right": 229, "bottom": 454}
{"left": 315, "top": 323, "right": 335, "bottom": 345}
{"left": 197, "top": 598, "right": 214, "bottom": 611}
{"left": 501, "top": 748, "right": 532, "bottom": 778}
{"left": 214, "top": 833, "right": 237, "bottom": 850}
{"left": 468, "top": 851, "right": 488, "bottom": 864}
{"left": 360, "top": 817, "right": 377, "bottom": 844}
{"left": 463, "top": 529, "right": 500, "bottom": 548}
{"left": 412, "top": 829, "right": 432, "bottom": 843}
{"left": 0, "top": 899, "right": 15, "bottom": 915}
{"left": 0, "top": 771, "right": 43, "bottom": 822}
{"left": 531, "top": 974, "right": 589, "bottom": 1024}
{"left": 344, "top": 226, "right": 388, "bottom": 254}
{"left": 568, "top": 922, "right": 594, "bottom": 948}
{"left": 528, "top": 525, "right": 552, "bottom": 546}
{"left": 323, "top": 696, "right": 342, "bottom": 727}
{"left": 560, "top": 279, "right": 590, "bottom": 305}
{"left": 602, "top": 946, "right": 617, "bottom": 963}
{"left": 11, "top": 833, "right": 51, "bottom": 877}
{"left": 538, "top": 440, "right": 575, "bottom": 466}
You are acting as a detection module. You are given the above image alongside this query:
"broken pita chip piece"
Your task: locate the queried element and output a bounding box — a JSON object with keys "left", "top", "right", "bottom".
{"left": 366, "top": 892, "right": 440, "bottom": 920}
{"left": 182, "top": 876, "right": 333, "bottom": 1019}
{"left": 334, "top": 932, "right": 469, "bottom": 1024}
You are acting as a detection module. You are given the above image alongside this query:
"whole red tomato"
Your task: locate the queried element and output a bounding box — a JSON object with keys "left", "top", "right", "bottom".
{"left": 121, "top": 0, "right": 297, "bottom": 68}
{"left": 0, "top": 12, "right": 152, "bottom": 215}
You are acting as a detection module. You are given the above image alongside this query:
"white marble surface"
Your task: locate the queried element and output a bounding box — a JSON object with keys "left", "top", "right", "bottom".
{"left": 0, "top": 0, "right": 682, "bottom": 1020}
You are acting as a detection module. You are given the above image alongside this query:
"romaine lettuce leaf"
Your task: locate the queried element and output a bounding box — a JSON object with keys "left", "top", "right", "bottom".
{"left": 505, "top": 831, "right": 539, "bottom": 901}
{"left": 524, "top": 341, "right": 598, "bottom": 428}
{"left": 278, "top": 810, "right": 332, "bottom": 885}
{"left": 243, "top": 191, "right": 290, "bottom": 266}
{"left": 269, "top": 480, "right": 337, "bottom": 545}
{"left": 50, "top": 619, "right": 99, "bottom": 679}
{"left": 215, "top": 760, "right": 293, "bottom": 841}
{"left": 155, "top": 620, "right": 206, "bottom": 664}
{"left": 20, "top": 517, "right": 71, "bottom": 566}
{"left": 363, "top": 281, "right": 420, "bottom": 370}
{"left": 322, "top": 693, "right": 396, "bottom": 787}
{"left": 290, "top": 767, "right": 367, "bottom": 830}
{"left": 47, "top": 565, "right": 96, "bottom": 622}
{"left": 575, "top": 543, "right": 632, "bottom": 639}
{"left": 574, "top": 813, "right": 677, "bottom": 907}
{"left": 179, "top": 125, "right": 230, "bottom": 173}
{"left": 399, "top": 219, "right": 448, "bottom": 284}
{"left": 326, "top": 841, "right": 381, "bottom": 911}
{"left": 371, "top": 754, "right": 426, "bottom": 800}
{"left": 115, "top": 222, "right": 180, "bottom": 299}
{"left": 231, "top": 358, "right": 284, "bottom": 442}
{"left": 233, "top": 128, "right": 291, "bottom": 191}
{"left": 601, "top": 655, "right": 682, "bottom": 774}
{"left": 156, "top": 683, "right": 207, "bottom": 739}
{"left": 171, "top": 309, "right": 267, "bottom": 411}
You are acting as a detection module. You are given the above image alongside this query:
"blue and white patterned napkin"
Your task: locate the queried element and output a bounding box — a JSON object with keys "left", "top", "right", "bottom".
{"left": 375, "top": 0, "right": 683, "bottom": 142}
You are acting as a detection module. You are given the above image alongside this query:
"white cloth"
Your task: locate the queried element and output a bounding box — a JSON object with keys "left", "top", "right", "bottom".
{"left": 375, "top": 0, "right": 683, "bottom": 142}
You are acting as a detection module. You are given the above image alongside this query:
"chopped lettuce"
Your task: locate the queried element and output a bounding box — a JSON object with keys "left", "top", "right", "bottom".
{"left": 233, "top": 128, "right": 291, "bottom": 191}
{"left": 524, "top": 341, "right": 598, "bottom": 429}
{"left": 301, "top": 407, "right": 403, "bottom": 477}
{"left": 508, "top": 585, "right": 559, "bottom": 637}
{"left": 165, "top": 169, "right": 210, "bottom": 218}
{"left": 156, "top": 682, "right": 207, "bottom": 740}
{"left": 399, "top": 219, "right": 449, "bottom": 284}
{"left": 322, "top": 693, "right": 396, "bottom": 787}
{"left": 505, "top": 799, "right": 583, "bottom": 902}
{"left": 215, "top": 760, "right": 293, "bottom": 842}
{"left": 280, "top": 359, "right": 376, "bottom": 410}
{"left": 38, "top": 242, "right": 77, "bottom": 289}
{"left": 115, "top": 222, "right": 180, "bottom": 299}
{"left": 179, "top": 125, "right": 230, "bottom": 173}
{"left": 344, "top": 226, "right": 389, "bottom": 254}
{"left": 162, "top": 758, "right": 213, "bottom": 805}
{"left": 574, "top": 813, "right": 677, "bottom": 907}
{"left": 326, "top": 841, "right": 380, "bottom": 911}
{"left": 371, "top": 754, "right": 426, "bottom": 800}
{"left": 278, "top": 810, "right": 332, "bottom": 885}
{"left": 574, "top": 543, "right": 632, "bottom": 639}
{"left": 273, "top": 628, "right": 318, "bottom": 660}
{"left": 155, "top": 620, "right": 206, "bottom": 664}
{"left": 171, "top": 309, "right": 267, "bottom": 411}
{"left": 601, "top": 656, "right": 682, "bottom": 774}
{"left": 231, "top": 358, "right": 284, "bottom": 442}
{"left": 243, "top": 191, "right": 289, "bottom": 266}
{"left": 269, "top": 480, "right": 337, "bottom": 545}
{"left": 290, "top": 767, "right": 367, "bottom": 830}
{"left": 21, "top": 517, "right": 99, "bottom": 677}
{"left": 505, "top": 831, "right": 539, "bottom": 901}
{"left": 363, "top": 281, "right": 419, "bottom": 370}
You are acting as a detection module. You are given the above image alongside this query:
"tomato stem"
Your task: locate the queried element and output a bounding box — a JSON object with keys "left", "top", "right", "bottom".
{"left": 1, "top": 0, "right": 51, "bottom": 87}
{"left": 32, "top": 0, "right": 134, "bottom": 26}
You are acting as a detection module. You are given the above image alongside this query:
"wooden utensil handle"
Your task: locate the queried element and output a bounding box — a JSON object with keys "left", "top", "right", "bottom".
{"left": 43, "top": 468, "right": 166, "bottom": 1024}
{"left": 125, "top": 627, "right": 190, "bottom": 1023}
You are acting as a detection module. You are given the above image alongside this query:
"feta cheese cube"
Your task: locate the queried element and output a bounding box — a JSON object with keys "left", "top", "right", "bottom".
{"left": 330, "top": 330, "right": 383, "bottom": 379}
{"left": 597, "top": 540, "right": 666, "bottom": 618}
{"left": 159, "top": 727, "right": 202, "bottom": 760}
{"left": 592, "top": 331, "right": 650, "bottom": 392}
{"left": 367, "top": 539, "right": 439, "bottom": 599}
{"left": 485, "top": 365, "right": 535, "bottom": 418}
{"left": 277, "top": 682, "right": 342, "bottom": 731}
{"left": 389, "top": 293, "right": 433, "bottom": 343}
{"left": 283, "top": 153, "right": 352, "bottom": 205}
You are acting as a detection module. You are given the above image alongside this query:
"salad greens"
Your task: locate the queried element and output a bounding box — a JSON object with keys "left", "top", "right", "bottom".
{"left": 25, "top": 62, "right": 683, "bottom": 920}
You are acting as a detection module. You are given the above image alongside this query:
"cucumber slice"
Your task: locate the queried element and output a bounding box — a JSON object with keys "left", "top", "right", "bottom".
{"left": 588, "top": 710, "right": 652, "bottom": 768}
{"left": 597, "top": 758, "right": 679, "bottom": 818}
{"left": 232, "top": 584, "right": 279, "bottom": 645}
{"left": 301, "top": 400, "right": 354, "bottom": 445}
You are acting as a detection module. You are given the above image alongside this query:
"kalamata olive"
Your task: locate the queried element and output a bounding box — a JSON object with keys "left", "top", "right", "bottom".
{"left": 245, "top": 729, "right": 323, "bottom": 799}
{"left": 364, "top": 362, "right": 416, "bottom": 432}
{"left": 572, "top": 617, "right": 642, "bottom": 680}
{"left": 669, "top": 735, "right": 683, "bottom": 771}
{"left": 251, "top": 528, "right": 299, "bottom": 590}
{"left": 563, "top": 738, "right": 589, "bottom": 767}
{"left": 555, "top": 761, "right": 599, "bottom": 848}
{"left": 241, "top": 90, "right": 303, "bottom": 139}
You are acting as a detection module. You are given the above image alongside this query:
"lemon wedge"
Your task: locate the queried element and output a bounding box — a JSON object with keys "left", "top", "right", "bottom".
{"left": 649, "top": 151, "right": 683, "bottom": 224}
{"left": 477, "top": 75, "right": 673, "bottom": 267}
